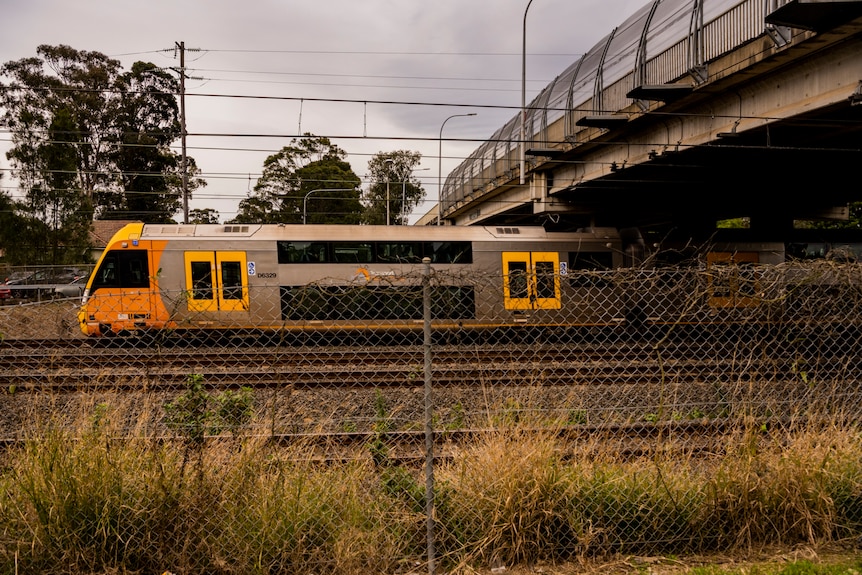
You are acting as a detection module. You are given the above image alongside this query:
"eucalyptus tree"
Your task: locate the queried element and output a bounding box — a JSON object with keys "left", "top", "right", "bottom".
{"left": 0, "top": 178, "right": 34, "bottom": 265}
{"left": 104, "top": 61, "right": 205, "bottom": 222}
{"left": 1, "top": 45, "right": 120, "bottom": 205}
{"left": 231, "top": 134, "right": 362, "bottom": 224}
{"left": 0, "top": 44, "right": 202, "bottom": 231}
{"left": 363, "top": 150, "right": 425, "bottom": 225}
{"left": 21, "top": 107, "right": 94, "bottom": 263}
{"left": 189, "top": 208, "right": 220, "bottom": 224}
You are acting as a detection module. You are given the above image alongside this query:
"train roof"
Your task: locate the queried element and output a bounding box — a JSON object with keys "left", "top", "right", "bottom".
{"left": 126, "top": 223, "right": 621, "bottom": 242}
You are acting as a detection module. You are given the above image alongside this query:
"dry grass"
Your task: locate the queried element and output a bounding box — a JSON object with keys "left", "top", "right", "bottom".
{"left": 0, "top": 299, "right": 83, "bottom": 340}
{"left": 0, "top": 394, "right": 859, "bottom": 574}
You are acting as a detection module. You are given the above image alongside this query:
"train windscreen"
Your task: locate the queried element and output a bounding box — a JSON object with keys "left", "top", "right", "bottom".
{"left": 91, "top": 250, "right": 149, "bottom": 291}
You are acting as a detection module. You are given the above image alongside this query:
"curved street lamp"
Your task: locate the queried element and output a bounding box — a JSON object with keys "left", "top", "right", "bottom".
{"left": 437, "top": 112, "right": 477, "bottom": 226}
{"left": 521, "top": 0, "right": 535, "bottom": 186}
{"left": 302, "top": 188, "right": 353, "bottom": 224}
{"left": 384, "top": 158, "right": 395, "bottom": 225}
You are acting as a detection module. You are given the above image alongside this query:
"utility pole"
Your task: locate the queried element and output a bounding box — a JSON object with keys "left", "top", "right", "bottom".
{"left": 176, "top": 41, "right": 189, "bottom": 224}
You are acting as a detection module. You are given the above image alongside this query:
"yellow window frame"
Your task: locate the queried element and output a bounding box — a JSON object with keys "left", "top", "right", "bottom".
{"left": 184, "top": 251, "right": 249, "bottom": 312}
{"left": 502, "top": 251, "right": 561, "bottom": 310}
{"left": 707, "top": 251, "right": 760, "bottom": 308}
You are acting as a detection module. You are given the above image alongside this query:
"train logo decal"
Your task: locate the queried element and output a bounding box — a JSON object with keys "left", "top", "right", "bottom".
{"left": 247, "top": 261, "right": 256, "bottom": 276}
{"left": 353, "top": 267, "right": 398, "bottom": 283}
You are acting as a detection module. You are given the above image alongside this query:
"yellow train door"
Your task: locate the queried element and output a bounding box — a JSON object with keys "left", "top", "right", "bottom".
{"left": 706, "top": 251, "right": 760, "bottom": 308}
{"left": 216, "top": 251, "right": 249, "bottom": 311}
{"left": 502, "top": 252, "right": 561, "bottom": 310}
{"left": 184, "top": 251, "right": 249, "bottom": 312}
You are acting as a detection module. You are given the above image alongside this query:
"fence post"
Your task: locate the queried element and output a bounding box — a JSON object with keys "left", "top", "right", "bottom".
{"left": 422, "top": 256, "right": 436, "bottom": 574}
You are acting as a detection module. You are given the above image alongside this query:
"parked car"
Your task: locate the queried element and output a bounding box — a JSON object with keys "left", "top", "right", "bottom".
{"left": 5, "top": 268, "right": 89, "bottom": 299}
{"left": 53, "top": 276, "right": 88, "bottom": 299}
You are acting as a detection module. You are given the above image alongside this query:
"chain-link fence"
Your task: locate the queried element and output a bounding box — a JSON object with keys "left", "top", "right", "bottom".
{"left": 1, "top": 261, "right": 861, "bottom": 574}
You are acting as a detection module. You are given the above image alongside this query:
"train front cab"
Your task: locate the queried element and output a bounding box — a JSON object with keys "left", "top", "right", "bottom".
{"left": 79, "top": 224, "right": 169, "bottom": 337}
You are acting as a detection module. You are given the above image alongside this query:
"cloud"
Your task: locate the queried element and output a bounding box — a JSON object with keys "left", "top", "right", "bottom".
{"left": 1, "top": 0, "right": 646, "bottom": 222}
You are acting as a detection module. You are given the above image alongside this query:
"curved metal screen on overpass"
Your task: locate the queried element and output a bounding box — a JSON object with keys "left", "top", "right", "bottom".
{"left": 440, "top": 0, "right": 794, "bottom": 217}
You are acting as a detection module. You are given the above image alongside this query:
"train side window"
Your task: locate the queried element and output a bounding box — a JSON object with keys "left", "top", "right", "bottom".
{"left": 424, "top": 241, "right": 472, "bottom": 264}
{"left": 786, "top": 242, "right": 828, "bottom": 260}
{"left": 568, "top": 251, "right": 613, "bottom": 287}
{"left": 277, "top": 241, "right": 328, "bottom": 263}
{"left": 220, "top": 261, "right": 243, "bottom": 300}
{"left": 378, "top": 242, "right": 421, "bottom": 263}
{"left": 332, "top": 242, "right": 373, "bottom": 263}
{"left": 190, "top": 261, "right": 214, "bottom": 300}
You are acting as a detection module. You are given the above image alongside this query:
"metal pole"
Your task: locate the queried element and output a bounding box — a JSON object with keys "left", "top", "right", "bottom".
{"left": 401, "top": 177, "right": 407, "bottom": 225}
{"left": 177, "top": 41, "right": 189, "bottom": 223}
{"left": 520, "top": 0, "right": 534, "bottom": 187}
{"left": 385, "top": 158, "right": 395, "bottom": 226}
{"left": 302, "top": 188, "right": 352, "bottom": 224}
{"left": 422, "top": 256, "right": 436, "bottom": 574}
{"left": 401, "top": 167, "right": 428, "bottom": 225}
{"left": 437, "top": 113, "right": 477, "bottom": 226}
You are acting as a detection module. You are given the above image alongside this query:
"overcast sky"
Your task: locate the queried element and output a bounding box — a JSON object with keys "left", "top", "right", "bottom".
{"left": 1, "top": 0, "right": 646, "bottom": 223}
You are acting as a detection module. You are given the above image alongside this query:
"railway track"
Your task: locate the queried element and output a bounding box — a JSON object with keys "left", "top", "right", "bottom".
{"left": 0, "top": 336, "right": 848, "bottom": 391}
{"left": 1, "top": 337, "right": 859, "bottom": 463}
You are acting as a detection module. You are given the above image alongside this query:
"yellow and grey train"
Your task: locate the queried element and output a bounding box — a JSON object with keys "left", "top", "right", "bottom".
{"left": 77, "top": 222, "right": 626, "bottom": 339}
{"left": 77, "top": 223, "right": 862, "bottom": 340}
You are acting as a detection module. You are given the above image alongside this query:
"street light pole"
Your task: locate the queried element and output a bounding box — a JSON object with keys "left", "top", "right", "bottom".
{"left": 384, "top": 158, "right": 395, "bottom": 226}
{"left": 521, "top": 0, "right": 535, "bottom": 187}
{"left": 302, "top": 188, "right": 352, "bottom": 224}
{"left": 437, "top": 113, "right": 477, "bottom": 226}
{"left": 397, "top": 167, "right": 428, "bottom": 225}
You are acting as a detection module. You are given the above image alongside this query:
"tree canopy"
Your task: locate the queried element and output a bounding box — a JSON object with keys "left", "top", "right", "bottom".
{"left": 231, "top": 135, "right": 362, "bottom": 224}
{"left": 363, "top": 150, "right": 425, "bottom": 225}
{"left": 189, "top": 208, "right": 220, "bottom": 224}
{"left": 0, "top": 45, "right": 204, "bottom": 262}
{"left": 0, "top": 44, "right": 429, "bottom": 264}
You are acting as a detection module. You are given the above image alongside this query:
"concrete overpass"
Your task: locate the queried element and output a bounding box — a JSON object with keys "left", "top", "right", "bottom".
{"left": 437, "top": 0, "right": 862, "bottom": 242}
